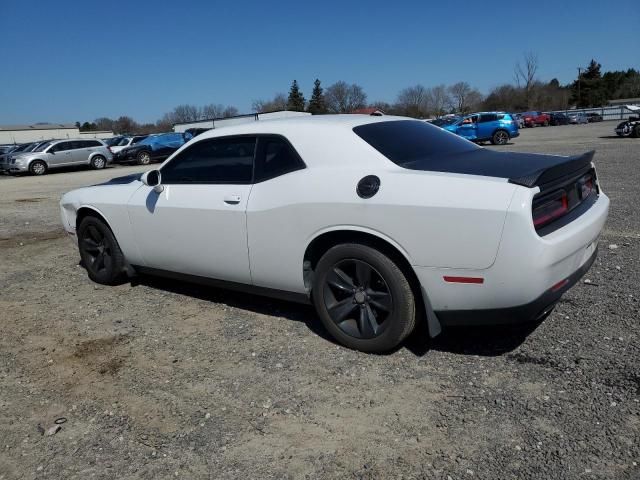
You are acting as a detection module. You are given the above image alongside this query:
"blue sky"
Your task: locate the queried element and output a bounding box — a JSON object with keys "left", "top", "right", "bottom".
{"left": 1, "top": 0, "right": 637, "bottom": 124}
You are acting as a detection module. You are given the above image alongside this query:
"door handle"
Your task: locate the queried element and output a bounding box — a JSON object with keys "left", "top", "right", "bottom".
{"left": 223, "top": 195, "right": 241, "bottom": 205}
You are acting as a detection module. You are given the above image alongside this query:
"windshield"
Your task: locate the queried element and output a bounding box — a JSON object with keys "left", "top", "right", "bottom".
{"left": 13, "top": 143, "right": 34, "bottom": 152}
{"left": 114, "top": 137, "right": 131, "bottom": 146}
{"left": 33, "top": 141, "right": 53, "bottom": 152}
{"left": 103, "top": 136, "right": 124, "bottom": 146}
{"left": 353, "top": 120, "right": 479, "bottom": 170}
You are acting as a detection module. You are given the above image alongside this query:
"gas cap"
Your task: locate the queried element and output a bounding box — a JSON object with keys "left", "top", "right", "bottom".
{"left": 356, "top": 175, "right": 380, "bottom": 199}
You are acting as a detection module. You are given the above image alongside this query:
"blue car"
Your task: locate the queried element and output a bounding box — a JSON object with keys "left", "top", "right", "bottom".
{"left": 443, "top": 112, "right": 519, "bottom": 145}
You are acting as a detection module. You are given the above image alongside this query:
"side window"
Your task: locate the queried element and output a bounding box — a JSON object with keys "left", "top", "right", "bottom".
{"left": 51, "top": 142, "right": 70, "bottom": 152}
{"left": 254, "top": 136, "right": 305, "bottom": 182}
{"left": 86, "top": 140, "right": 102, "bottom": 147}
{"left": 479, "top": 114, "right": 498, "bottom": 123}
{"left": 161, "top": 136, "right": 256, "bottom": 184}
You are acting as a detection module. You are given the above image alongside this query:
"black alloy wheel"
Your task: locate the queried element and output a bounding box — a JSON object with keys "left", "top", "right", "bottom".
{"left": 313, "top": 243, "right": 416, "bottom": 353}
{"left": 491, "top": 130, "right": 509, "bottom": 145}
{"left": 78, "top": 216, "right": 125, "bottom": 284}
{"left": 323, "top": 259, "right": 392, "bottom": 340}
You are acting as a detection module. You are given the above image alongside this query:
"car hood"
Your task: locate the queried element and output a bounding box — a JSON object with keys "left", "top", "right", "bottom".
{"left": 93, "top": 172, "right": 143, "bottom": 186}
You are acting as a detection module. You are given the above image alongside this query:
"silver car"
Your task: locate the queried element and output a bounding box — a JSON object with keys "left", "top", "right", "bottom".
{"left": 0, "top": 139, "right": 113, "bottom": 175}
{"left": 568, "top": 112, "right": 589, "bottom": 125}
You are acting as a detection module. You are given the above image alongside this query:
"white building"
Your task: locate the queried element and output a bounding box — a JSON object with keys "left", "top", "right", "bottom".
{"left": 0, "top": 123, "right": 114, "bottom": 144}
{"left": 173, "top": 110, "right": 311, "bottom": 133}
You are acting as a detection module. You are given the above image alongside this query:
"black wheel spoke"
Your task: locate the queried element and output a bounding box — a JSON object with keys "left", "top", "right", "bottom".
{"left": 322, "top": 258, "right": 393, "bottom": 341}
{"left": 355, "top": 262, "right": 372, "bottom": 288}
{"left": 87, "top": 225, "right": 102, "bottom": 243}
{"left": 93, "top": 251, "right": 105, "bottom": 271}
{"left": 82, "top": 238, "right": 100, "bottom": 253}
{"left": 368, "top": 291, "right": 391, "bottom": 313}
{"left": 357, "top": 305, "right": 377, "bottom": 338}
{"left": 328, "top": 268, "right": 355, "bottom": 293}
{"left": 328, "top": 297, "right": 356, "bottom": 323}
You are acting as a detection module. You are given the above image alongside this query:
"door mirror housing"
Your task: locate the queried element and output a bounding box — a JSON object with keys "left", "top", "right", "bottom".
{"left": 141, "top": 169, "right": 164, "bottom": 193}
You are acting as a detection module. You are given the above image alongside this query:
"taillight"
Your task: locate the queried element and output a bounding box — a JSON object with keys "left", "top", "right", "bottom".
{"left": 533, "top": 191, "right": 569, "bottom": 229}
{"left": 108, "top": 147, "right": 113, "bottom": 154}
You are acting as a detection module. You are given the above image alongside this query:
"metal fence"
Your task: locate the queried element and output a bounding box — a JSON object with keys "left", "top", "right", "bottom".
{"left": 549, "top": 105, "right": 639, "bottom": 121}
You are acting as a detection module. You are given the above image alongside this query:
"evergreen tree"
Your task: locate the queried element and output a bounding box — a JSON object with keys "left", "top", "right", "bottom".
{"left": 287, "top": 80, "right": 306, "bottom": 111}
{"left": 307, "top": 79, "right": 327, "bottom": 114}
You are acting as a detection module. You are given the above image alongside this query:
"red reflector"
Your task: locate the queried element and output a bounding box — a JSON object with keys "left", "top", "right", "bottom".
{"left": 443, "top": 276, "right": 484, "bottom": 284}
{"left": 551, "top": 278, "right": 569, "bottom": 292}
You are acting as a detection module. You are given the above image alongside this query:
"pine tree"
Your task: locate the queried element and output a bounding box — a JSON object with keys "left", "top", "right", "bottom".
{"left": 287, "top": 80, "right": 306, "bottom": 112}
{"left": 307, "top": 79, "right": 327, "bottom": 114}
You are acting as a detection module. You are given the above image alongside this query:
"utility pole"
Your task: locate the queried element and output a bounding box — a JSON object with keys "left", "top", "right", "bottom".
{"left": 577, "top": 67, "right": 582, "bottom": 107}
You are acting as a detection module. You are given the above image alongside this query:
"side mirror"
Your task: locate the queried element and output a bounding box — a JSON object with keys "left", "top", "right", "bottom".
{"left": 141, "top": 169, "right": 164, "bottom": 193}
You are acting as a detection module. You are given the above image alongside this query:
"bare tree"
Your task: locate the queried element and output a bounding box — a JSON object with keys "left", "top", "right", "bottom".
{"left": 430, "top": 84, "right": 450, "bottom": 117}
{"left": 448, "top": 82, "right": 471, "bottom": 112}
{"left": 324, "top": 81, "right": 367, "bottom": 113}
{"left": 94, "top": 117, "right": 114, "bottom": 131}
{"left": 252, "top": 93, "right": 288, "bottom": 113}
{"left": 514, "top": 52, "right": 539, "bottom": 109}
{"left": 202, "top": 103, "right": 226, "bottom": 119}
{"left": 222, "top": 106, "right": 239, "bottom": 117}
{"left": 171, "top": 104, "right": 201, "bottom": 123}
{"left": 448, "top": 82, "right": 482, "bottom": 113}
{"left": 395, "top": 84, "right": 432, "bottom": 117}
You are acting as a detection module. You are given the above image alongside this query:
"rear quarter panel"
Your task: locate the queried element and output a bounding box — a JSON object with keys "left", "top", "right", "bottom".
{"left": 247, "top": 161, "right": 517, "bottom": 293}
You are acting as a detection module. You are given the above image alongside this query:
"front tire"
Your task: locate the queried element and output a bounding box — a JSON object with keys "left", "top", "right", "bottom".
{"left": 90, "top": 155, "right": 106, "bottom": 169}
{"left": 78, "top": 216, "right": 125, "bottom": 285}
{"left": 632, "top": 125, "right": 640, "bottom": 138}
{"left": 137, "top": 151, "right": 151, "bottom": 165}
{"left": 29, "top": 160, "right": 47, "bottom": 176}
{"left": 491, "top": 130, "right": 509, "bottom": 145}
{"left": 312, "top": 244, "right": 416, "bottom": 353}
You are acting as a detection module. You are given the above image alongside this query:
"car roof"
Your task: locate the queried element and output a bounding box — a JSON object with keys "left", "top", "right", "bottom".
{"left": 194, "top": 114, "right": 409, "bottom": 141}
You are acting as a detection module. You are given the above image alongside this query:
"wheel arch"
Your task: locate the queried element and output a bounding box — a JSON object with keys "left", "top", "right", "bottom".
{"left": 75, "top": 206, "right": 115, "bottom": 233}
{"left": 302, "top": 227, "right": 442, "bottom": 337}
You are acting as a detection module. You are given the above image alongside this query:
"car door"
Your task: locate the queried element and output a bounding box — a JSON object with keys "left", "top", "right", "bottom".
{"left": 127, "top": 135, "right": 256, "bottom": 284}
{"left": 457, "top": 115, "right": 478, "bottom": 140}
{"left": 48, "top": 141, "right": 74, "bottom": 166}
{"left": 477, "top": 113, "right": 498, "bottom": 140}
{"left": 79, "top": 140, "right": 102, "bottom": 163}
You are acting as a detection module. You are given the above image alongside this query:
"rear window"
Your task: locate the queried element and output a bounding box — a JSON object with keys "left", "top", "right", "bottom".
{"left": 353, "top": 120, "right": 478, "bottom": 169}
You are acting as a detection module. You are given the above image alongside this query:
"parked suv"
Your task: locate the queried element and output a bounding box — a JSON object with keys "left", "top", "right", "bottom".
{"left": 0, "top": 139, "right": 112, "bottom": 175}
{"left": 521, "top": 111, "right": 550, "bottom": 127}
{"left": 112, "top": 132, "right": 186, "bottom": 165}
{"left": 442, "top": 112, "right": 519, "bottom": 145}
{"left": 549, "top": 113, "right": 570, "bottom": 126}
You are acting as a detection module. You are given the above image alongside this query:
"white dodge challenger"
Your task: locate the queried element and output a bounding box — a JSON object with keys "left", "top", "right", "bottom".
{"left": 60, "top": 115, "right": 609, "bottom": 352}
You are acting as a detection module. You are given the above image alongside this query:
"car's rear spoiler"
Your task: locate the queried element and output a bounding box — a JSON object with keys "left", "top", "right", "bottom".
{"left": 509, "top": 150, "right": 595, "bottom": 190}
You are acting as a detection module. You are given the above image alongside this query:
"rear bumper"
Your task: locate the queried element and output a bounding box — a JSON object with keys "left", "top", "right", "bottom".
{"left": 435, "top": 245, "right": 597, "bottom": 326}
{"left": 414, "top": 190, "right": 609, "bottom": 323}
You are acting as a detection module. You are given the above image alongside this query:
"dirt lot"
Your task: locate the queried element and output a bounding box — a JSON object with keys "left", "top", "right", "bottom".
{"left": 0, "top": 122, "right": 638, "bottom": 480}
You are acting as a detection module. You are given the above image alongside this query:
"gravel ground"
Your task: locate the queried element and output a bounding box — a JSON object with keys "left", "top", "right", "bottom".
{"left": 0, "top": 122, "right": 638, "bottom": 479}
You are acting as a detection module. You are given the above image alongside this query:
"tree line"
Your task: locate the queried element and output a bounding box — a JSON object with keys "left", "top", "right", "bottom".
{"left": 77, "top": 55, "right": 639, "bottom": 134}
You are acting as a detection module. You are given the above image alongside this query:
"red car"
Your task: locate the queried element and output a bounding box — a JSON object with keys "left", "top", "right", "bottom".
{"left": 522, "top": 111, "right": 550, "bottom": 127}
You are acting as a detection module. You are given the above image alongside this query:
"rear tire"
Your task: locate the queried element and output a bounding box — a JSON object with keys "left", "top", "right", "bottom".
{"left": 90, "top": 155, "right": 106, "bottom": 169}
{"left": 29, "top": 160, "right": 47, "bottom": 176}
{"left": 312, "top": 243, "right": 416, "bottom": 353}
{"left": 491, "top": 130, "right": 509, "bottom": 145}
{"left": 78, "top": 216, "right": 125, "bottom": 285}
{"left": 632, "top": 124, "right": 640, "bottom": 138}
